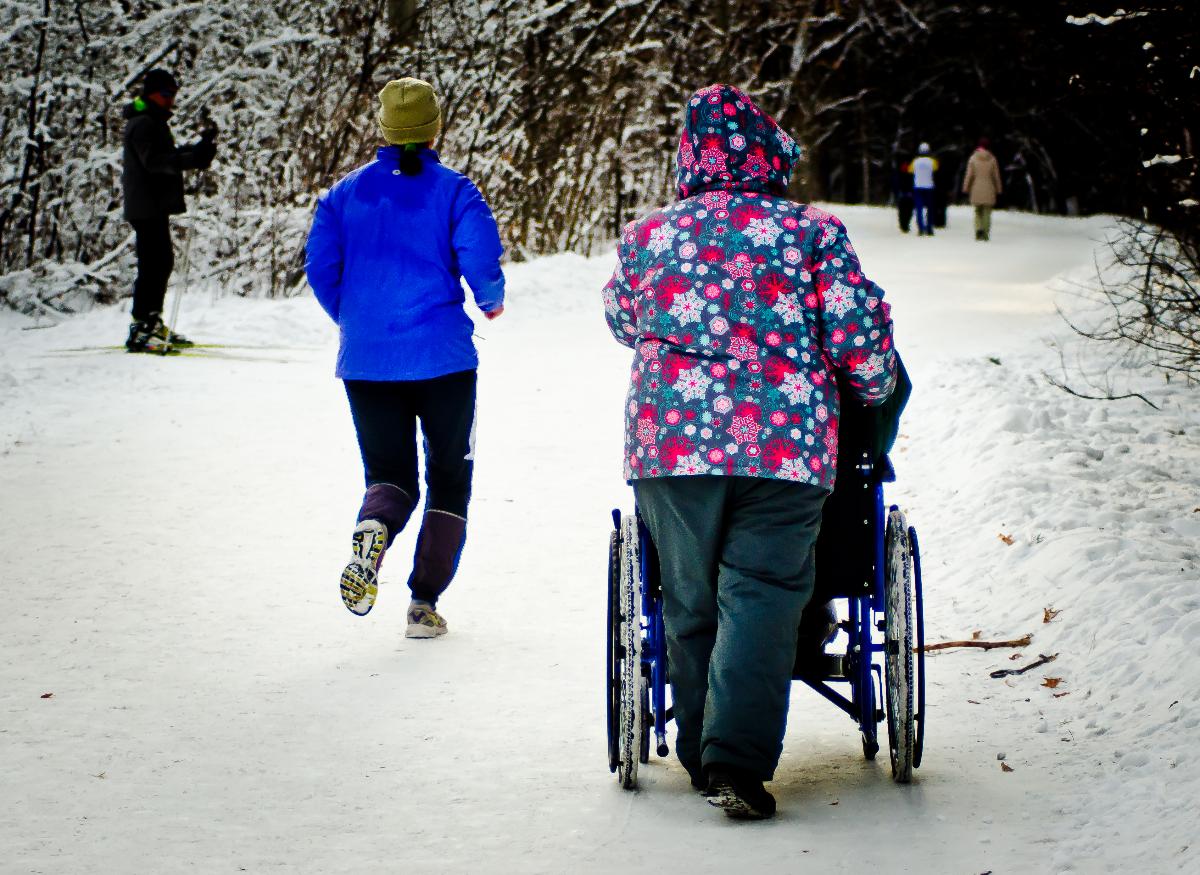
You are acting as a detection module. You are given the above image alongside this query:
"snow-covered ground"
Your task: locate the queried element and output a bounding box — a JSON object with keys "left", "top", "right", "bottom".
{"left": 1, "top": 206, "right": 1197, "bottom": 873}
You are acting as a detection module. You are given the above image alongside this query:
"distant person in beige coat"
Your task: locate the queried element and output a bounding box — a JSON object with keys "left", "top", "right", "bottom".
{"left": 962, "top": 138, "right": 1003, "bottom": 241}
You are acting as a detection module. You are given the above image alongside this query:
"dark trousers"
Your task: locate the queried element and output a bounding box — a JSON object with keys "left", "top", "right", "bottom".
{"left": 634, "top": 476, "right": 827, "bottom": 782}
{"left": 130, "top": 215, "right": 174, "bottom": 323}
{"left": 897, "top": 193, "right": 913, "bottom": 232}
{"left": 974, "top": 205, "right": 993, "bottom": 238}
{"left": 345, "top": 370, "right": 477, "bottom": 605}
{"left": 913, "top": 188, "right": 933, "bottom": 234}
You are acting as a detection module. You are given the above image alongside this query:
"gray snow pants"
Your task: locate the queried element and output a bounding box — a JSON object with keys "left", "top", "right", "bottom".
{"left": 633, "top": 475, "right": 826, "bottom": 783}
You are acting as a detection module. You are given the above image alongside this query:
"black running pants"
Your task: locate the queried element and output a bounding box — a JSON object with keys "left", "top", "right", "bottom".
{"left": 344, "top": 370, "right": 477, "bottom": 604}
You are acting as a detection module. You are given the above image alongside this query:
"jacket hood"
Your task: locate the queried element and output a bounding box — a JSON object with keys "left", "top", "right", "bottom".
{"left": 675, "top": 84, "right": 801, "bottom": 200}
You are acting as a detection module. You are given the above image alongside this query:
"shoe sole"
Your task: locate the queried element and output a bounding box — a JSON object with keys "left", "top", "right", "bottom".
{"left": 340, "top": 563, "right": 378, "bottom": 616}
{"left": 340, "top": 527, "right": 386, "bottom": 616}
{"left": 706, "top": 784, "right": 772, "bottom": 820}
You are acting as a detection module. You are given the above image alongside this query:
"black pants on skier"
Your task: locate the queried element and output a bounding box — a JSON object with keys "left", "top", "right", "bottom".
{"left": 344, "top": 370, "right": 476, "bottom": 606}
{"left": 130, "top": 214, "right": 174, "bottom": 323}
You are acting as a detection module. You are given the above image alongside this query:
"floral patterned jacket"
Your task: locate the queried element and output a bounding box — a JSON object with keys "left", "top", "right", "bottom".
{"left": 603, "top": 84, "right": 898, "bottom": 490}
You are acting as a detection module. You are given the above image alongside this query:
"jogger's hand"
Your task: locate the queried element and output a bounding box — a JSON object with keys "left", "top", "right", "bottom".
{"left": 484, "top": 305, "right": 504, "bottom": 321}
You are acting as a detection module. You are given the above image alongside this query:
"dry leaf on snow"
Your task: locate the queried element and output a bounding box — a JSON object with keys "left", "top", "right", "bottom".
{"left": 1001, "top": 762, "right": 1014, "bottom": 772}
{"left": 1042, "top": 677, "right": 1063, "bottom": 688}
{"left": 998, "top": 533, "right": 1015, "bottom": 546}
{"left": 1043, "top": 607, "right": 1062, "bottom": 623}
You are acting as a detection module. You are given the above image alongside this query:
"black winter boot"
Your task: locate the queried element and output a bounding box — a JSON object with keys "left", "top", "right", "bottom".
{"left": 125, "top": 320, "right": 155, "bottom": 352}
{"left": 147, "top": 314, "right": 193, "bottom": 347}
{"left": 705, "top": 765, "right": 776, "bottom": 819}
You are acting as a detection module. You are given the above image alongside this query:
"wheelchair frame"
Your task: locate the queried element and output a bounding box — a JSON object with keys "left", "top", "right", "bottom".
{"left": 606, "top": 450, "right": 926, "bottom": 790}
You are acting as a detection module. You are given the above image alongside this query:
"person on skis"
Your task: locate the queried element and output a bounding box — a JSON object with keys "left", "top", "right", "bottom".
{"left": 305, "top": 77, "right": 505, "bottom": 639}
{"left": 121, "top": 68, "right": 218, "bottom": 351}
{"left": 602, "top": 84, "right": 898, "bottom": 819}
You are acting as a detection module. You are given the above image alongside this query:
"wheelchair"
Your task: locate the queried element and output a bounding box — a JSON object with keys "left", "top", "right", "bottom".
{"left": 605, "top": 370, "right": 925, "bottom": 789}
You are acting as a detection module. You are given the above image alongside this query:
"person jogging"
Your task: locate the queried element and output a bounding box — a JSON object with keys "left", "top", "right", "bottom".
{"left": 305, "top": 77, "right": 505, "bottom": 639}
{"left": 121, "top": 68, "right": 217, "bottom": 351}
{"left": 602, "top": 84, "right": 898, "bottom": 819}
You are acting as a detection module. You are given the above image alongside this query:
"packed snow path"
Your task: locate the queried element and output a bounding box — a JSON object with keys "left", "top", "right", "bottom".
{"left": 2, "top": 207, "right": 1197, "bottom": 873}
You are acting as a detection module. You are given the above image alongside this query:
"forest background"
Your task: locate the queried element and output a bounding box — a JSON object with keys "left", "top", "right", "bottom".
{"left": 0, "top": 0, "right": 1195, "bottom": 313}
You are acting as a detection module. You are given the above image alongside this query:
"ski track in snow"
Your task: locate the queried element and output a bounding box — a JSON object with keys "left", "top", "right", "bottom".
{"left": 1, "top": 206, "right": 1197, "bottom": 874}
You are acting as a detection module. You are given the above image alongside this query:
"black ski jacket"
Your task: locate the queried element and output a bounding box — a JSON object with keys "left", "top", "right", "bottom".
{"left": 121, "top": 101, "right": 215, "bottom": 221}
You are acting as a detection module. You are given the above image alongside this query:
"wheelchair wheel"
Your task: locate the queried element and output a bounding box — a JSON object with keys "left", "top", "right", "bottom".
{"left": 615, "top": 514, "right": 644, "bottom": 789}
{"left": 911, "top": 525, "right": 926, "bottom": 769}
{"left": 606, "top": 527, "right": 620, "bottom": 774}
{"left": 884, "top": 508, "right": 915, "bottom": 783}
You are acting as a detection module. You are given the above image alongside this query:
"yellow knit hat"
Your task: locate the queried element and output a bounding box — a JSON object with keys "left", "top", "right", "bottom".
{"left": 377, "top": 78, "right": 441, "bottom": 145}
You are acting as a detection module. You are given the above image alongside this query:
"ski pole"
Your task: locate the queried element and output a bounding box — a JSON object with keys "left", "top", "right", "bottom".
{"left": 162, "top": 216, "right": 192, "bottom": 356}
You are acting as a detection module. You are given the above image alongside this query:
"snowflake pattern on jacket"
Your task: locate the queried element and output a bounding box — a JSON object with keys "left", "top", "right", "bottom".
{"left": 603, "top": 84, "right": 898, "bottom": 490}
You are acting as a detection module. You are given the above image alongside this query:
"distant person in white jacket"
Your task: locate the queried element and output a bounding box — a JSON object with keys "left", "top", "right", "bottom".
{"left": 962, "top": 138, "right": 1003, "bottom": 241}
{"left": 909, "top": 142, "right": 938, "bottom": 236}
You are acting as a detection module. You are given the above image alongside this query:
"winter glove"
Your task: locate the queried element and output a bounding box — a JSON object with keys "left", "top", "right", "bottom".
{"left": 191, "top": 136, "right": 217, "bottom": 170}
{"left": 200, "top": 123, "right": 219, "bottom": 144}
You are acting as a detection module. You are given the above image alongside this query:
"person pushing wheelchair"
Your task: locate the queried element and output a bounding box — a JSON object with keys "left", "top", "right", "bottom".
{"left": 602, "top": 84, "right": 899, "bottom": 819}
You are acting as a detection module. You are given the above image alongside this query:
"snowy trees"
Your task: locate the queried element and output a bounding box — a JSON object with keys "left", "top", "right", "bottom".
{"left": 0, "top": 0, "right": 338, "bottom": 310}
{"left": 1060, "top": 3, "right": 1199, "bottom": 381}
{"left": 1065, "top": 221, "right": 1200, "bottom": 382}
{"left": 0, "top": 0, "right": 1194, "bottom": 314}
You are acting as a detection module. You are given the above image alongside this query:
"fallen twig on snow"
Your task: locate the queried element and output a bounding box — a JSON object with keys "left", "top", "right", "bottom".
{"left": 919, "top": 634, "right": 1033, "bottom": 653}
{"left": 1044, "top": 373, "right": 1160, "bottom": 410}
{"left": 990, "top": 653, "right": 1059, "bottom": 679}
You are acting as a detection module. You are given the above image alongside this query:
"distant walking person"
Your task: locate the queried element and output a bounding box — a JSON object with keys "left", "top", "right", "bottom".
{"left": 305, "top": 78, "right": 505, "bottom": 638}
{"left": 910, "top": 142, "right": 938, "bottom": 236}
{"left": 963, "top": 138, "right": 1003, "bottom": 241}
{"left": 121, "top": 69, "right": 217, "bottom": 351}
{"left": 892, "top": 155, "right": 914, "bottom": 233}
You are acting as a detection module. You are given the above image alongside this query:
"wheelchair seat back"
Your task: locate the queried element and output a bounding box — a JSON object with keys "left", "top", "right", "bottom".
{"left": 812, "top": 361, "right": 911, "bottom": 602}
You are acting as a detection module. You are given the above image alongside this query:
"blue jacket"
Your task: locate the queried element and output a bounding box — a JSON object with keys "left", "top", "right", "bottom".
{"left": 305, "top": 146, "right": 505, "bottom": 380}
